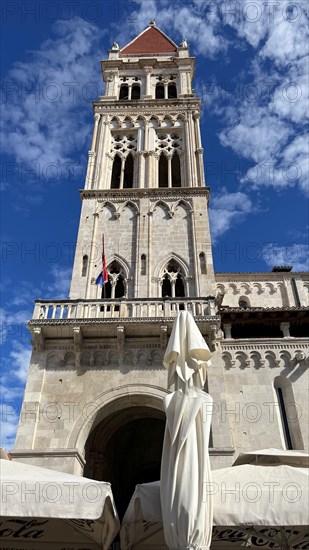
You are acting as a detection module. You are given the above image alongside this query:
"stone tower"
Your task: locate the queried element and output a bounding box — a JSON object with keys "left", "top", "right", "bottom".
{"left": 12, "top": 23, "right": 234, "bottom": 516}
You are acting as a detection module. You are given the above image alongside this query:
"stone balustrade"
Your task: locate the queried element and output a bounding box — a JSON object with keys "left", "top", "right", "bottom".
{"left": 32, "top": 297, "right": 216, "bottom": 321}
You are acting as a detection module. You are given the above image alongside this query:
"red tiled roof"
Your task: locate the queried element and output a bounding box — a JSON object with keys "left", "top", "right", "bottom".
{"left": 121, "top": 27, "right": 177, "bottom": 55}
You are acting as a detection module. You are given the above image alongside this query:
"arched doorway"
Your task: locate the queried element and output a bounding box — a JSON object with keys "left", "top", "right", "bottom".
{"left": 84, "top": 405, "right": 165, "bottom": 519}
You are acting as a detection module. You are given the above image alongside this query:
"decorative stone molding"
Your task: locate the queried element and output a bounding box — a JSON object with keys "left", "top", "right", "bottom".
{"left": 221, "top": 341, "right": 309, "bottom": 370}
{"left": 73, "top": 326, "right": 83, "bottom": 352}
{"left": 117, "top": 325, "right": 125, "bottom": 351}
{"left": 209, "top": 324, "right": 218, "bottom": 352}
{"left": 31, "top": 327, "right": 45, "bottom": 352}
{"left": 160, "top": 325, "right": 168, "bottom": 350}
{"left": 292, "top": 351, "right": 308, "bottom": 366}
{"left": 81, "top": 187, "right": 210, "bottom": 202}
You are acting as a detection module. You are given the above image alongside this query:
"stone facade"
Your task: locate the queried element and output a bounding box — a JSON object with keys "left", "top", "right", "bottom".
{"left": 12, "top": 23, "right": 309, "bottom": 519}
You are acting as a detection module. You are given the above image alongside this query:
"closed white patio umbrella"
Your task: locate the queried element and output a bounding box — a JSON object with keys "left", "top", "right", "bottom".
{"left": 0, "top": 458, "right": 120, "bottom": 549}
{"left": 160, "top": 311, "right": 213, "bottom": 550}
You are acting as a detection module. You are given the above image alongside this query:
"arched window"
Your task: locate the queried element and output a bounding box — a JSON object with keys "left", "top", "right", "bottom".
{"left": 276, "top": 386, "right": 293, "bottom": 449}
{"left": 162, "top": 274, "right": 172, "bottom": 297}
{"left": 156, "top": 84, "right": 164, "bottom": 99}
{"left": 119, "top": 84, "right": 129, "bottom": 100}
{"left": 199, "top": 252, "right": 206, "bottom": 274}
{"left": 131, "top": 84, "right": 140, "bottom": 99}
{"left": 123, "top": 154, "right": 134, "bottom": 188}
{"left": 274, "top": 377, "right": 303, "bottom": 450}
{"left": 175, "top": 274, "right": 185, "bottom": 297}
{"left": 82, "top": 255, "right": 88, "bottom": 277}
{"left": 111, "top": 155, "right": 121, "bottom": 189}
{"left": 171, "top": 153, "right": 181, "bottom": 187}
{"left": 239, "top": 296, "right": 250, "bottom": 308}
{"left": 102, "top": 261, "right": 126, "bottom": 300}
{"left": 159, "top": 154, "right": 168, "bottom": 187}
{"left": 168, "top": 83, "right": 177, "bottom": 98}
{"left": 141, "top": 254, "right": 146, "bottom": 275}
{"left": 161, "top": 260, "right": 185, "bottom": 298}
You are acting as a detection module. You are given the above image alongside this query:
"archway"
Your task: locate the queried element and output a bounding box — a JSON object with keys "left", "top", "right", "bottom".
{"left": 84, "top": 405, "right": 165, "bottom": 518}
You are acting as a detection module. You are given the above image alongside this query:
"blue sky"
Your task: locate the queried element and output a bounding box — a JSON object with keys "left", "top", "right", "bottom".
{"left": 0, "top": 0, "right": 308, "bottom": 449}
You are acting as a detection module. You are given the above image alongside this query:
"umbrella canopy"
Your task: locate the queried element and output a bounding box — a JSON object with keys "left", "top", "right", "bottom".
{"left": 0, "top": 458, "right": 120, "bottom": 549}
{"left": 160, "top": 311, "right": 213, "bottom": 550}
{"left": 120, "top": 449, "right": 309, "bottom": 550}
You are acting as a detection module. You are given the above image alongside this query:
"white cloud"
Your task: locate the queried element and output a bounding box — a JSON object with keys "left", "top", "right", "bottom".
{"left": 262, "top": 243, "right": 309, "bottom": 272}
{"left": 1, "top": 18, "right": 105, "bottom": 180}
{"left": 270, "top": 61, "right": 309, "bottom": 125}
{"left": 0, "top": 403, "right": 19, "bottom": 450}
{"left": 219, "top": 107, "right": 291, "bottom": 164}
{"left": 0, "top": 307, "right": 30, "bottom": 345}
{"left": 209, "top": 191, "right": 253, "bottom": 240}
{"left": 8, "top": 341, "right": 32, "bottom": 383}
{"left": 0, "top": 263, "right": 71, "bottom": 449}
{"left": 260, "top": 17, "right": 309, "bottom": 66}
{"left": 116, "top": 0, "right": 227, "bottom": 58}
{"left": 44, "top": 265, "right": 72, "bottom": 298}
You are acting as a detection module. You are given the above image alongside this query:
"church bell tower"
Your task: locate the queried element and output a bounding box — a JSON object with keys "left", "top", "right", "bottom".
{"left": 12, "top": 23, "right": 233, "bottom": 518}
{"left": 69, "top": 21, "right": 215, "bottom": 302}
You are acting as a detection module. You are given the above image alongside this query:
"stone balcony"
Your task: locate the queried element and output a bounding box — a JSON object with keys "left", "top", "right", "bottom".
{"left": 28, "top": 297, "right": 220, "bottom": 347}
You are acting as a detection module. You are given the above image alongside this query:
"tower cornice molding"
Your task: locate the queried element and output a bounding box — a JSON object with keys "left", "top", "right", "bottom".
{"left": 93, "top": 99, "right": 201, "bottom": 114}
{"left": 80, "top": 187, "right": 210, "bottom": 201}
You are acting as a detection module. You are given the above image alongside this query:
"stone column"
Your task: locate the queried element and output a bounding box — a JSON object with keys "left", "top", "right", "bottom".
{"left": 168, "top": 156, "right": 172, "bottom": 188}
{"left": 280, "top": 322, "right": 290, "bottom": 338}
{"left": 184, "top": 117, "right": 192, "bottom": 186}
{"left": 137, "top": 152, "right": 145, "bottom": 189}
{"left": 193, "top": 112, "right": 205, "bottom": 187}
{"left": 147, "top": 212, "right": 153, "bottom": 296}
{"left": 144, "top": 68, "right": 152, "bottom": 98}
{"left": 189, "top": 113, "right": 198, "bottom": 187}
{"left": 97, "top": 116, "right": 109, "bottom": 189}
{"left": 86, "top": 212, "right": 99, "bottom": 299}
{"left": 189, "top": 209, "right": 199, "bottom": 295}
{"left": 120, "top": 157, "right": 125, "bottom": 189}
{"left": 223, "top": 323, "right": 232, "bottom": 339}
{"left": 85, "top": 114, "right": 100, "bottom": 189}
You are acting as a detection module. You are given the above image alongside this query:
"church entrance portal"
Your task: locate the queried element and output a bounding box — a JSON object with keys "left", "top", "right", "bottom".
{"left": 84, "top": 405, "right": 165, "bottom": 518}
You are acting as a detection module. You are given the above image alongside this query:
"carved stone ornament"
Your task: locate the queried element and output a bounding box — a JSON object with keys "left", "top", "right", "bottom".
{"left": 160, "top": 325, "right": 168, "bottom": 350}
{"left": 31, "top": 327, "right": 45, "bottom": 352}
{"left": 73, "top": 326, "right": 83, "bottom": 352}
{"left": 117, "top": 326, "right": 125, "bottom": 350}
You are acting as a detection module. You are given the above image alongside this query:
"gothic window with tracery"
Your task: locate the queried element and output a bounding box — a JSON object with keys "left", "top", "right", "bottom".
{"left": 159, "top": 154, "right": 168, "bottom": 188}
{"left": 161, "top": 260, "right": 185, "bottom": 298}
{"left": 156, "top": 132, "right": 183, "bottom": 188}
{"left": 123, "top": 153, "right": 134, "bottom": 188}
{"left": 111, "top": 154, "right": 121, "bottom": 188}
{"left": 110, "top": 134, "right": 137, "bottom": 189}
{"left": 101, "top": 261, "right": 126, "bottom": 299}
{"left": 171, "top": 152, "right": 181, "bottom": 187}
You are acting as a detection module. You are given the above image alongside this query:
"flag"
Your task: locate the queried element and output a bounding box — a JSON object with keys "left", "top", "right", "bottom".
{"left": 96, "top": 235, "right": 109, "bottom": 286}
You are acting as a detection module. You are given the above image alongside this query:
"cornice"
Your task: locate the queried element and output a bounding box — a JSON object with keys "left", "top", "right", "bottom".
{"left": 216, "top": 272, "right": 309, "bottom": 279}
{"left": 80, "top": 187, "right": 210, "bottom": 201}
{"left": 28, "top": 315, "right": 221, "bottom": 327}
{"left": 93, "top": 98, "right": 201, "bottom": 114}
{"left": 220, "top": 306, "right": 308, "bottom": 313}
